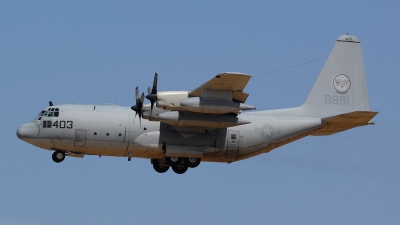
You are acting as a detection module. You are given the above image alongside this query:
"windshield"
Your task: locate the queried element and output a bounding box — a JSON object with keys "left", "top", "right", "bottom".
{"left": 35, "top": 108, "right": 59, "bottom": 121}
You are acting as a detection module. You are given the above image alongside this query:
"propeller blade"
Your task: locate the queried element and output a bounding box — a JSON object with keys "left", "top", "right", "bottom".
{"left": 152, "top": 73, "right": 158, "bottom": 94}
{"left": 146, "top": 73, "right": 159, "bottom": 117}
{"left": 150, "top": 101, "right": 155, "bottom": 117}
{"left": 146, "top": 73, "right": 158, "bottom": 100}
{"left": 147, "top": 86, "right": 152, "bottom": 95}
{"left": 132, "top": 87, "right": 144, "bottom": 127}
{"left": 140, "top": 92, "right": 145, "bottom": 104}
{"left": 135, "top": 86, "right": 140, "bottom": 100}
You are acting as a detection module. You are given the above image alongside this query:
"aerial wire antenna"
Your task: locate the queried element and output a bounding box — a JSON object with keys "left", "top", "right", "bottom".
{"left": 113, "top": 57, "right": 326, "bottom": 103}
{"left": 253, "top": 56, "right": 327, "bottom": 78}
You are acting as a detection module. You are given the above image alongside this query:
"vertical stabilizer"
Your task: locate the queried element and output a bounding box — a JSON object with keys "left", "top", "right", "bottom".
{"left": 302, "top": 35, "right": 370, "bottom": 118}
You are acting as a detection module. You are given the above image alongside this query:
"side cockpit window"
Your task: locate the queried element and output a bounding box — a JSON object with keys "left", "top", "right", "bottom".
{"left": 43, "top": 120, "right": 52, "bottom": 128}
{"left": 37, "top": 110, "right": 46, "bottom": 120}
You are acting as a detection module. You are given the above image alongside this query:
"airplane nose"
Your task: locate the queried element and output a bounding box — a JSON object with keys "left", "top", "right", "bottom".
{"left": 16, "top": 123, "right": 39, "bottom": 140}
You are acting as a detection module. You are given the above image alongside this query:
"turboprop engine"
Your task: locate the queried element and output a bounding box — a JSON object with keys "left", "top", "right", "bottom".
{"left": 180, "top": 97, "right": 256, "bottom": 114}
{"left": 156, "top": 91, "right": 189, "bottom": 110}
{"left": 158, "top": 111, "right": 250, "bottom": 128}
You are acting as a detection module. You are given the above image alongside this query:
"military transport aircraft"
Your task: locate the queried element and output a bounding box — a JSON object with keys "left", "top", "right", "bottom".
{"left": 17, "top": 35, "right": 378, "bottom": 174}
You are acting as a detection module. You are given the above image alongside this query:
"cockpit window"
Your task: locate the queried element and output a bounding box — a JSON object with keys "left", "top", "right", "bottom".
{"left": 38, "top": 108, "right": 60, "bottom": 118}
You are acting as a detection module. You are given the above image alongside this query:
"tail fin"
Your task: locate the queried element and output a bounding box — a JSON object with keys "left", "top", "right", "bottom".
{"left": 302, "top": 35, "right": 370, "bottom": 118}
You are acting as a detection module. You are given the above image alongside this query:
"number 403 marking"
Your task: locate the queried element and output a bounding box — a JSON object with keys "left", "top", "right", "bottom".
{"left": 325, "top": 95, "right": 349, "bottom": 105}
{"left": 52, "top": 120, "right": 73, "bottom": 129}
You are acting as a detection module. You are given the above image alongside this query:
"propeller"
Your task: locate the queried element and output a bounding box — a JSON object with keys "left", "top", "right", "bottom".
{"left": 146, "top": 73, "right": 158, "bottom": 116}
{"left": 131, "top": 86, "right": 145, "bottom": 127}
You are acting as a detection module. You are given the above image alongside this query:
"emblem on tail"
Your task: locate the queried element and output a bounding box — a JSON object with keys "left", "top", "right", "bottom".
{"left": 333, "top": 74, "right": 351, "bottom": 94}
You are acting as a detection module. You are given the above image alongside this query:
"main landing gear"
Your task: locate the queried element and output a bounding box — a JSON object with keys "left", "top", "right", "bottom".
{"left": 152, "top": 157, "right": 201, "bottom": 174}
{"left": 52, "top": 150, "right": 65, "bottom": 163}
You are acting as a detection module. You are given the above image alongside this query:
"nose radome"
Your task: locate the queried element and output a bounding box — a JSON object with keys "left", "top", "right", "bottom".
{"left": 16, "top": 123, "right": 39, "bottom": 140}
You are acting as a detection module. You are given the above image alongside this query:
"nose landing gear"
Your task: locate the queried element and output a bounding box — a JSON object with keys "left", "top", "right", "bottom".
{"left": 52, "top": 150, "right": 65, "bottom": 163}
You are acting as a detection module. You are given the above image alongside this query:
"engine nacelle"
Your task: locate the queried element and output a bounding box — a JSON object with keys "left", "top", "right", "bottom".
{"left": 180, "top": 97, "right": 256, "bottom": 114}
{"left": 156, "top": 91, "right": 189, "bottom": 110}
{"left": 141, "top": 104, "right": 170, "bottom": 121}
{"left": 158, "top": 111, "right": 250, "bottom": 128}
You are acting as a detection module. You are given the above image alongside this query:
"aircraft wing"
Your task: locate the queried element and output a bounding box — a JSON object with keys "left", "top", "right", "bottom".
{"left": 138, "top": 72, "right": 255, "bottom": 128}
{"left": 189, "top": 72, "right": 251, "bottom": 103}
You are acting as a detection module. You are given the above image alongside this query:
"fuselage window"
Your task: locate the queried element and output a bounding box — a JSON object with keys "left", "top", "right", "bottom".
{"left": 231, "top": 134, "right": 237, "bottom": 139}
{"left": 47, "top": 121, "right": 52, "bottom": 128}
{"left": 43, "top": 120, "right": 47, "bottom": 128}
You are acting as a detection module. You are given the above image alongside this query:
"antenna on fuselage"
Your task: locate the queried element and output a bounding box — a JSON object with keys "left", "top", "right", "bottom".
{"left": 49, "top": 101, "right": 53, "bottom": 106}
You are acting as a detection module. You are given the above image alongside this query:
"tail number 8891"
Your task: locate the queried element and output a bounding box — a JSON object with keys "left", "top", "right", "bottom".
{"left": 324, "top": 95, "right": 349, "bottom": 105}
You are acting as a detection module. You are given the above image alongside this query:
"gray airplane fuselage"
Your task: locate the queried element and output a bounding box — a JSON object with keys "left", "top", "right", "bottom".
{"left": 18, "top": 104, "right": 322, "bottom": 163}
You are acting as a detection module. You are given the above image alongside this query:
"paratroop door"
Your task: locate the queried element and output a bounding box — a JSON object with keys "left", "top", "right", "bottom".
{"left": 226, "top": 130, "right": 239, "bottom": 155}
{"left": 74, "top": 129, "right": 86, "bottom": 147}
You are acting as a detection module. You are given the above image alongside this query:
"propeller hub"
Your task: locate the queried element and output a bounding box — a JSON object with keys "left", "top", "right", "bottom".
{"left": 146, "top": 94, "right": 157, "bottom": 101}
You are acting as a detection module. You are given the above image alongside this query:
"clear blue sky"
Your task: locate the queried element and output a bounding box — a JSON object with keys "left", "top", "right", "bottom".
{"left": 1, "top": 1, "right": 399, "bottom": 224}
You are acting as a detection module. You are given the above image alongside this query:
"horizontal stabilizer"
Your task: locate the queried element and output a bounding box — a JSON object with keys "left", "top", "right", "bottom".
{"left": 312, "top": 111, "right": 378, "bottom": 136}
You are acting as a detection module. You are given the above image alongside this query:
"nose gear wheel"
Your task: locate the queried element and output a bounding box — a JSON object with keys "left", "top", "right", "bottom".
{"left": 52, "top": 150, "right": 65, "bottom": 163}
